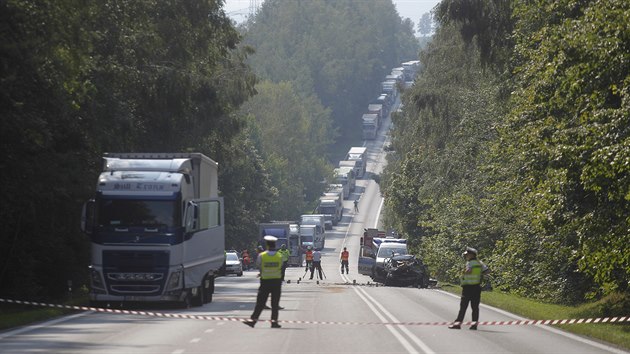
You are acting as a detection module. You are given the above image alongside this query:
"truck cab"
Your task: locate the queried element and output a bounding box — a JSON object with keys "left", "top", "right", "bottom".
{"left": 361, "top": 114, "right": 379, "bottom": 140}
{"left": 258, "top": 222, "right": 290, "bottom": 250}
{"left": 300, "top": 214, "right": 326, "bottom": 250}
{"left": 82, "top": 153, "right": 224, "bottom": 307}
{"left": 299, "top": 225, "right": 323, "bottom": 251}
{"left": 335, "top": 166, "right": 356, "bottom": 193}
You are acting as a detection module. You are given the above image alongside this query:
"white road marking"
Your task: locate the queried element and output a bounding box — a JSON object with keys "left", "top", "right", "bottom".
{"left": 204, "top": 329, "right": 214, "bottom": 333}
{"left": 353, "top": 286, "right": 419, "bottom": 354}
{"left": 190, "top": 338, "right": 201, "bottom": 343}
{"left": 171, "top": 350, "right": 185, "bottom": 354}
{"left": 437, "top": 290, "right": 627, "bottom": 354}
{"left": 355, "top": 286, "right": 436, "bottom": 354}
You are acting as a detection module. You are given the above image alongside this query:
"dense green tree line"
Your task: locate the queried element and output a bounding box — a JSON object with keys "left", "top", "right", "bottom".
{"left": 384, "top": 0, "right": 629, "bottom": 303}
{"left": 0, "top": 0, "right": 270, "bottom": 300}
{"left": 242, "top": 0, "right": 419, "bottom": 146}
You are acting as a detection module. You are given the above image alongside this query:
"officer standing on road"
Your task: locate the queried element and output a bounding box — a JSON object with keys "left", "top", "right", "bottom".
{"left": 310, "top": 248, "right": 323, "bottom": 280}
{"left": 243, "top": 236, "right": 283, "bottom": 329}
{"left": 340, "top": 247, "right": 349, "bottom": 274}
{"left": 448, "top": 247, "right": 489, "bottom": 330}
{"left": 278, "top": 244, "right": 290, "bottom": 281}
{"left": 354, "top": 199, "right": 359, "bottom": 213}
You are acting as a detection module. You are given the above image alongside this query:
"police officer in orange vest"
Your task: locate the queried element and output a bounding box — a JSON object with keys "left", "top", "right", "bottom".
{"left": 340, "top": 247, "right": 349, "bottom": 274}
{"left": 243, "top": 236, "right": 283, "bottom": 328}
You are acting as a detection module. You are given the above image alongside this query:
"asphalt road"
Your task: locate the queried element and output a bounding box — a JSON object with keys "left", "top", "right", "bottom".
{"left": 0, "top": 112, "right": 626, "bottom": 354}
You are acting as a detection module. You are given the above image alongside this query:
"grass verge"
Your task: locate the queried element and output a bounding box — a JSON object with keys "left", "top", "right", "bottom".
{"left": 0, "top": 296, "right": 87, "bottom": 332}
{"left": 442, "top": 284, "right": 630, "bottom": 350}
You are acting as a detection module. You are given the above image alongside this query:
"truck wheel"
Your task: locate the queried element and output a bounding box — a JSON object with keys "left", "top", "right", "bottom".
{"left": 420, "top": 274, "right": 429, "bottom": 288}
{"left": 203, "top": 275, "right": 214, "bottom": 303}
{"left": 192, "top": 286, "right": 204, "bottom": 307}
{"left": 180, "top": 292, "right": 192, "bottom": 309}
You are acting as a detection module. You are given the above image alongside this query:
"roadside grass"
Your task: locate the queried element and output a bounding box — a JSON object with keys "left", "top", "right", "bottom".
{"left": 442, "top": 284, "right": 630, "bottom": 350}
{"left": 0, "top": 297, "right": 87, "bottom": 332}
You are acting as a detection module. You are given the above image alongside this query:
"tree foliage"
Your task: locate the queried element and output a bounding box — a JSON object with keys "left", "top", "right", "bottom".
{"left": 239, "top": 81, "right": 334, "bottom": 220}
{"left": 384, "top": 0, "right": 629, "bottom": 303}
{"left": 243, "top": 0, "right": 419, "bottom": 142}
{"left": 0, "top": 0, "right": 265, "bottom": 300}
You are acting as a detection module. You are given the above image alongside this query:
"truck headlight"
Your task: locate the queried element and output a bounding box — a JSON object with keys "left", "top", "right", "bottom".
{"left": 166, "top": 270, "right": 182, "bottom": 291}
{"left": 90, "top": 267, "right": 105, "bottom": 290}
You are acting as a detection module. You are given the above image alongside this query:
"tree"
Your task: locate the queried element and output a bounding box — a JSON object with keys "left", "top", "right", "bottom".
{"left": 244, "top": 0, "right": 419, "bottom": 143}
{"left": 417, "top": 12, "right": 433, "bottom": 37}
{"left": 0, "top": 0, "right": 259, "bottom": 300}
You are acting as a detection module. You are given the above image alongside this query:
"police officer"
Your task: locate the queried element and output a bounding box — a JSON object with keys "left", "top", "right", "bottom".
{"left": 340, "top": 247, "right": 349, "bottom": 274}
{"left": 448, "top": 247, "right": 489, "bottom": 330}
{"left": 243, "top": 236, "right": 283, "bottom": 328}
{"left": 278, "top": 244, "right": 290, "bottom": 281}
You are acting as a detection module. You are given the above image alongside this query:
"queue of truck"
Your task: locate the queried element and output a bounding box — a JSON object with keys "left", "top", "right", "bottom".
{"left": 79, "top": 61, "right": 424, "bottom": 307}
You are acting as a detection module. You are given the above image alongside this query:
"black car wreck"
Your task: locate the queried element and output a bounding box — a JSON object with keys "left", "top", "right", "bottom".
{"left": 383, "top": 254, "right": 431, "bottom": 288}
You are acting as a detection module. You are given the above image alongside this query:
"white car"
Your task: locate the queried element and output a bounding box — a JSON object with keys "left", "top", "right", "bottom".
{"left": 225, "top": 251, "right": 243, "bottom": 276}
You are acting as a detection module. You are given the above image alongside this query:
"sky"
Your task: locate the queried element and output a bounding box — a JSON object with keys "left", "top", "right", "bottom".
{"left": 222, "top": 0, "right": 441, "bottom": 33}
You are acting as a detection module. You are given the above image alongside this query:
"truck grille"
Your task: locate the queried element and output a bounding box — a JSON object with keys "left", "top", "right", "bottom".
{"left": 103, "top": 250, "right": 169, "bottom": 296}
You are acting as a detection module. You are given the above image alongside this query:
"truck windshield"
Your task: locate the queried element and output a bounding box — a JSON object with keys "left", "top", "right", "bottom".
{"left": 97, "top": 198, "right": 180, "bottom": 229}
{"left": 318, "top": 206, "right": 336, "bottom": 214}
{"left": 301, "top": 235, "right": 314, "bottom": 243}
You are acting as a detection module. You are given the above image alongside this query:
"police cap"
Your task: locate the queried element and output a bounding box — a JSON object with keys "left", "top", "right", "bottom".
{"left": 264, "top": 235, "right": 278, "bottom": 243}
{"left": 463, "top": 247, "right": 478, "bottom": 256}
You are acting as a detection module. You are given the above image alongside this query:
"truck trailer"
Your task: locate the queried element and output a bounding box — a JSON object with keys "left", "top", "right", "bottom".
{"left": 81, "top": 153, "right": 225, "bottom": 307}
{"left": 346, "top": 147, "right": 367, "bottom": 178}
{"left": 362, "top": 113, "right": 379, "bottom": 140}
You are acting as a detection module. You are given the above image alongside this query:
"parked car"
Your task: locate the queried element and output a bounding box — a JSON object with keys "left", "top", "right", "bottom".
{"left": 225, "top": 251, "right": 243, "bottom": 276}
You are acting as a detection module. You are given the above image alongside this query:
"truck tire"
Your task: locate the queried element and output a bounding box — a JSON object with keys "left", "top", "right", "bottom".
{"left": 203, "top": 275, "right": 214, "bottom": 303}
{"left": 179, "top": 292, "right": 192, "bottom": 309}
{"left": 192, "top": 285, "right": 204, "bottom": 307}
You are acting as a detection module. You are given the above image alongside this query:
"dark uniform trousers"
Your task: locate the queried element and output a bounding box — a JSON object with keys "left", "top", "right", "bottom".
{"left": 251, "top": 278, "right": 282, "bottom": 321}
{"left": 310, "top": 261, "right": 323, "bottom": 279}
{"left": 455, "top": 284, "right": 481, "bottom": 322}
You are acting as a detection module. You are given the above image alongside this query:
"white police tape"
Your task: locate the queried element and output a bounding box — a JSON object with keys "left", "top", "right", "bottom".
{"left": 1, "top": 298, "right": 628, "bottom": 327}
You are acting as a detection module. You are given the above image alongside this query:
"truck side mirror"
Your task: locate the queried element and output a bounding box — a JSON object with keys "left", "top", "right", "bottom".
{"left": 81, "top": 199, "right": 95, "bottom": 235}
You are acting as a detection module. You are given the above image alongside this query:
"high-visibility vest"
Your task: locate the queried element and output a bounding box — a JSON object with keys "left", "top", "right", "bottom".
{"left": 279, "top": 249, "right": 290, "bottom": 262}
{"left": 341, "top": 251, "right": 349, "bottom": 261}
{"left": 260, "top": 251, "right": 283, "bottom": 279}
{"left": 305, "top": 250, "right": 313, "bottom": 261}
{"left": 461, "top": 259, "right": 483, "bottom": 285}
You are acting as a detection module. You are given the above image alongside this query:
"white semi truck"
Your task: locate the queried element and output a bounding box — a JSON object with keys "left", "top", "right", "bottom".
{"left": 300, "top": 214, "right": 326, "bottom": 250}
{"left": 362, "top": 113, "right": 379, "bottom": 140}
{"left": 317, "top": 193, "right": 343, "bottom": 227}
{"left": 346, "top": 147, "right": 367, "bottom": 178}
{"left": 81, "top": 153, "right": 225, "bottom": 307}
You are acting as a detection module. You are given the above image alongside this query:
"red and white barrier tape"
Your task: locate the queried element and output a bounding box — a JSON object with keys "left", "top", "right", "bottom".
{"left": 1, "top": 298, "right": 628, "bottom": 326}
